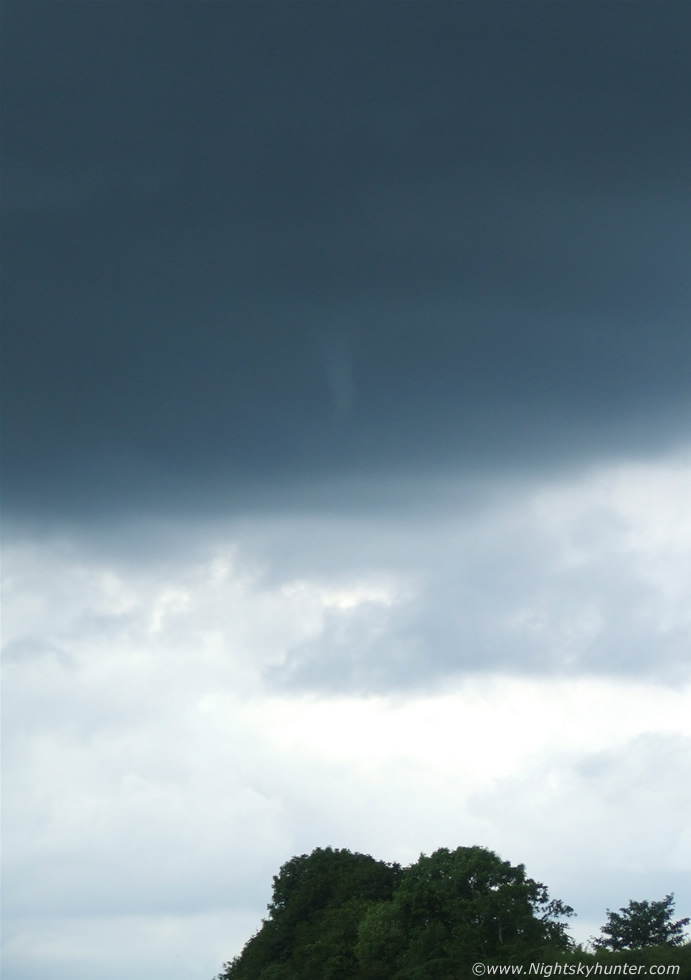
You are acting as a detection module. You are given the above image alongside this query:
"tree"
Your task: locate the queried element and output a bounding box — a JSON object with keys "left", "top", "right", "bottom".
{"left": 214, "top": 845, "right": 575, "bottom": 980}
{"left": 357, "top": 846, "right": 575, "bottom": 977}
{"left": 216, "top": 847, "right": 401, "bottom": 980}
{"left": 593, "top": 894, "right": 690, "bottom": 951}
{"left": 355, "top": 900, "right": 407, "bottom": 979}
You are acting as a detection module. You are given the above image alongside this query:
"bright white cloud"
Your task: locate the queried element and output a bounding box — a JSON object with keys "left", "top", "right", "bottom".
{"left": 3, "top": 453, "right": 691, "bottom": 978}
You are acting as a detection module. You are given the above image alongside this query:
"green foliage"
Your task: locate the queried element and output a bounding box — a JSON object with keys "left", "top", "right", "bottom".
{"left": 355, "top": 900, "right": 407, "bottom": 978}
{"left": 215, "top": 844, "right": 575, "bottom": 980}
{"left": 593, "top": 894, "right": 690, "bottom": 951}
{"left": 290, "top": 897, "right": 377, "bottom": 980}
{"left": 360, "top": 846, "right": 574, "bottom": 978}
{"left": 269, "top": 846, "right": 402, "bottom": 921}
{"left": 216, "top": 847, "right": 400, "bottom": 980}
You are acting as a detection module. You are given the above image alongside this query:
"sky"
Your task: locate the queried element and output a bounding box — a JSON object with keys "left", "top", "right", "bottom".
{"left": 1, "top": 2, "right": 691, "bottom": 978}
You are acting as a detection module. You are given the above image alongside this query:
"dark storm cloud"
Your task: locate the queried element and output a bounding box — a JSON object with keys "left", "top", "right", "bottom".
{"left": 3, "top": 1, "right": 691, "bottom": 521}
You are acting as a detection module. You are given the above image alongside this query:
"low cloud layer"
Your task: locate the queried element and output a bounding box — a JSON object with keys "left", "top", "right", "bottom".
{"left": 267, "top": 457, "right": 691, "bottom": 690}
{"left": 6, "top": 457, "right": 691, "bottom": 697}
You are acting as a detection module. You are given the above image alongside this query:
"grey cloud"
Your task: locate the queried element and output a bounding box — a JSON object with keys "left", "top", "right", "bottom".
{"left": 3, "top": 2, "right": 691, "bottom": 524}
{"left": 265, "top": 489, "right": 691, "bottom": 693}
{"left": 1, "top": 155, "right": 181, "bottom": 215}
{"left": 8, "top": 462, "right": 688, "bottom": 697}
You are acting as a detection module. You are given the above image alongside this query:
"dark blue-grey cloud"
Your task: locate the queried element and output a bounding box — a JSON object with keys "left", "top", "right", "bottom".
{"left": 2, "top": 1, "right": 691, "bottom": 524}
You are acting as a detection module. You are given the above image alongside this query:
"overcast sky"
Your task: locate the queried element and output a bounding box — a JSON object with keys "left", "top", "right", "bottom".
{"left": 2, "top": 3, "right": 691, "bottom": 979}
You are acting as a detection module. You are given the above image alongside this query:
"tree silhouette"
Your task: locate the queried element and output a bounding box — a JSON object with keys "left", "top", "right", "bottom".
{"left": 593, "top": 894, "right": 690, "bottom": 951}
{"left": 216, "top": 845, "right": 574, "bottom": 980}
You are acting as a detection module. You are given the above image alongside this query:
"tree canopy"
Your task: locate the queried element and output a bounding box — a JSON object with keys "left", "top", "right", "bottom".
{"left": 592, "top": 894, "right": 690, "bottom": 951}
{"left": 215, "top": 845, "right": 575, "bottom": 980}
{"left": 217, "top": 847, "right": 402, "bottom": 980}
